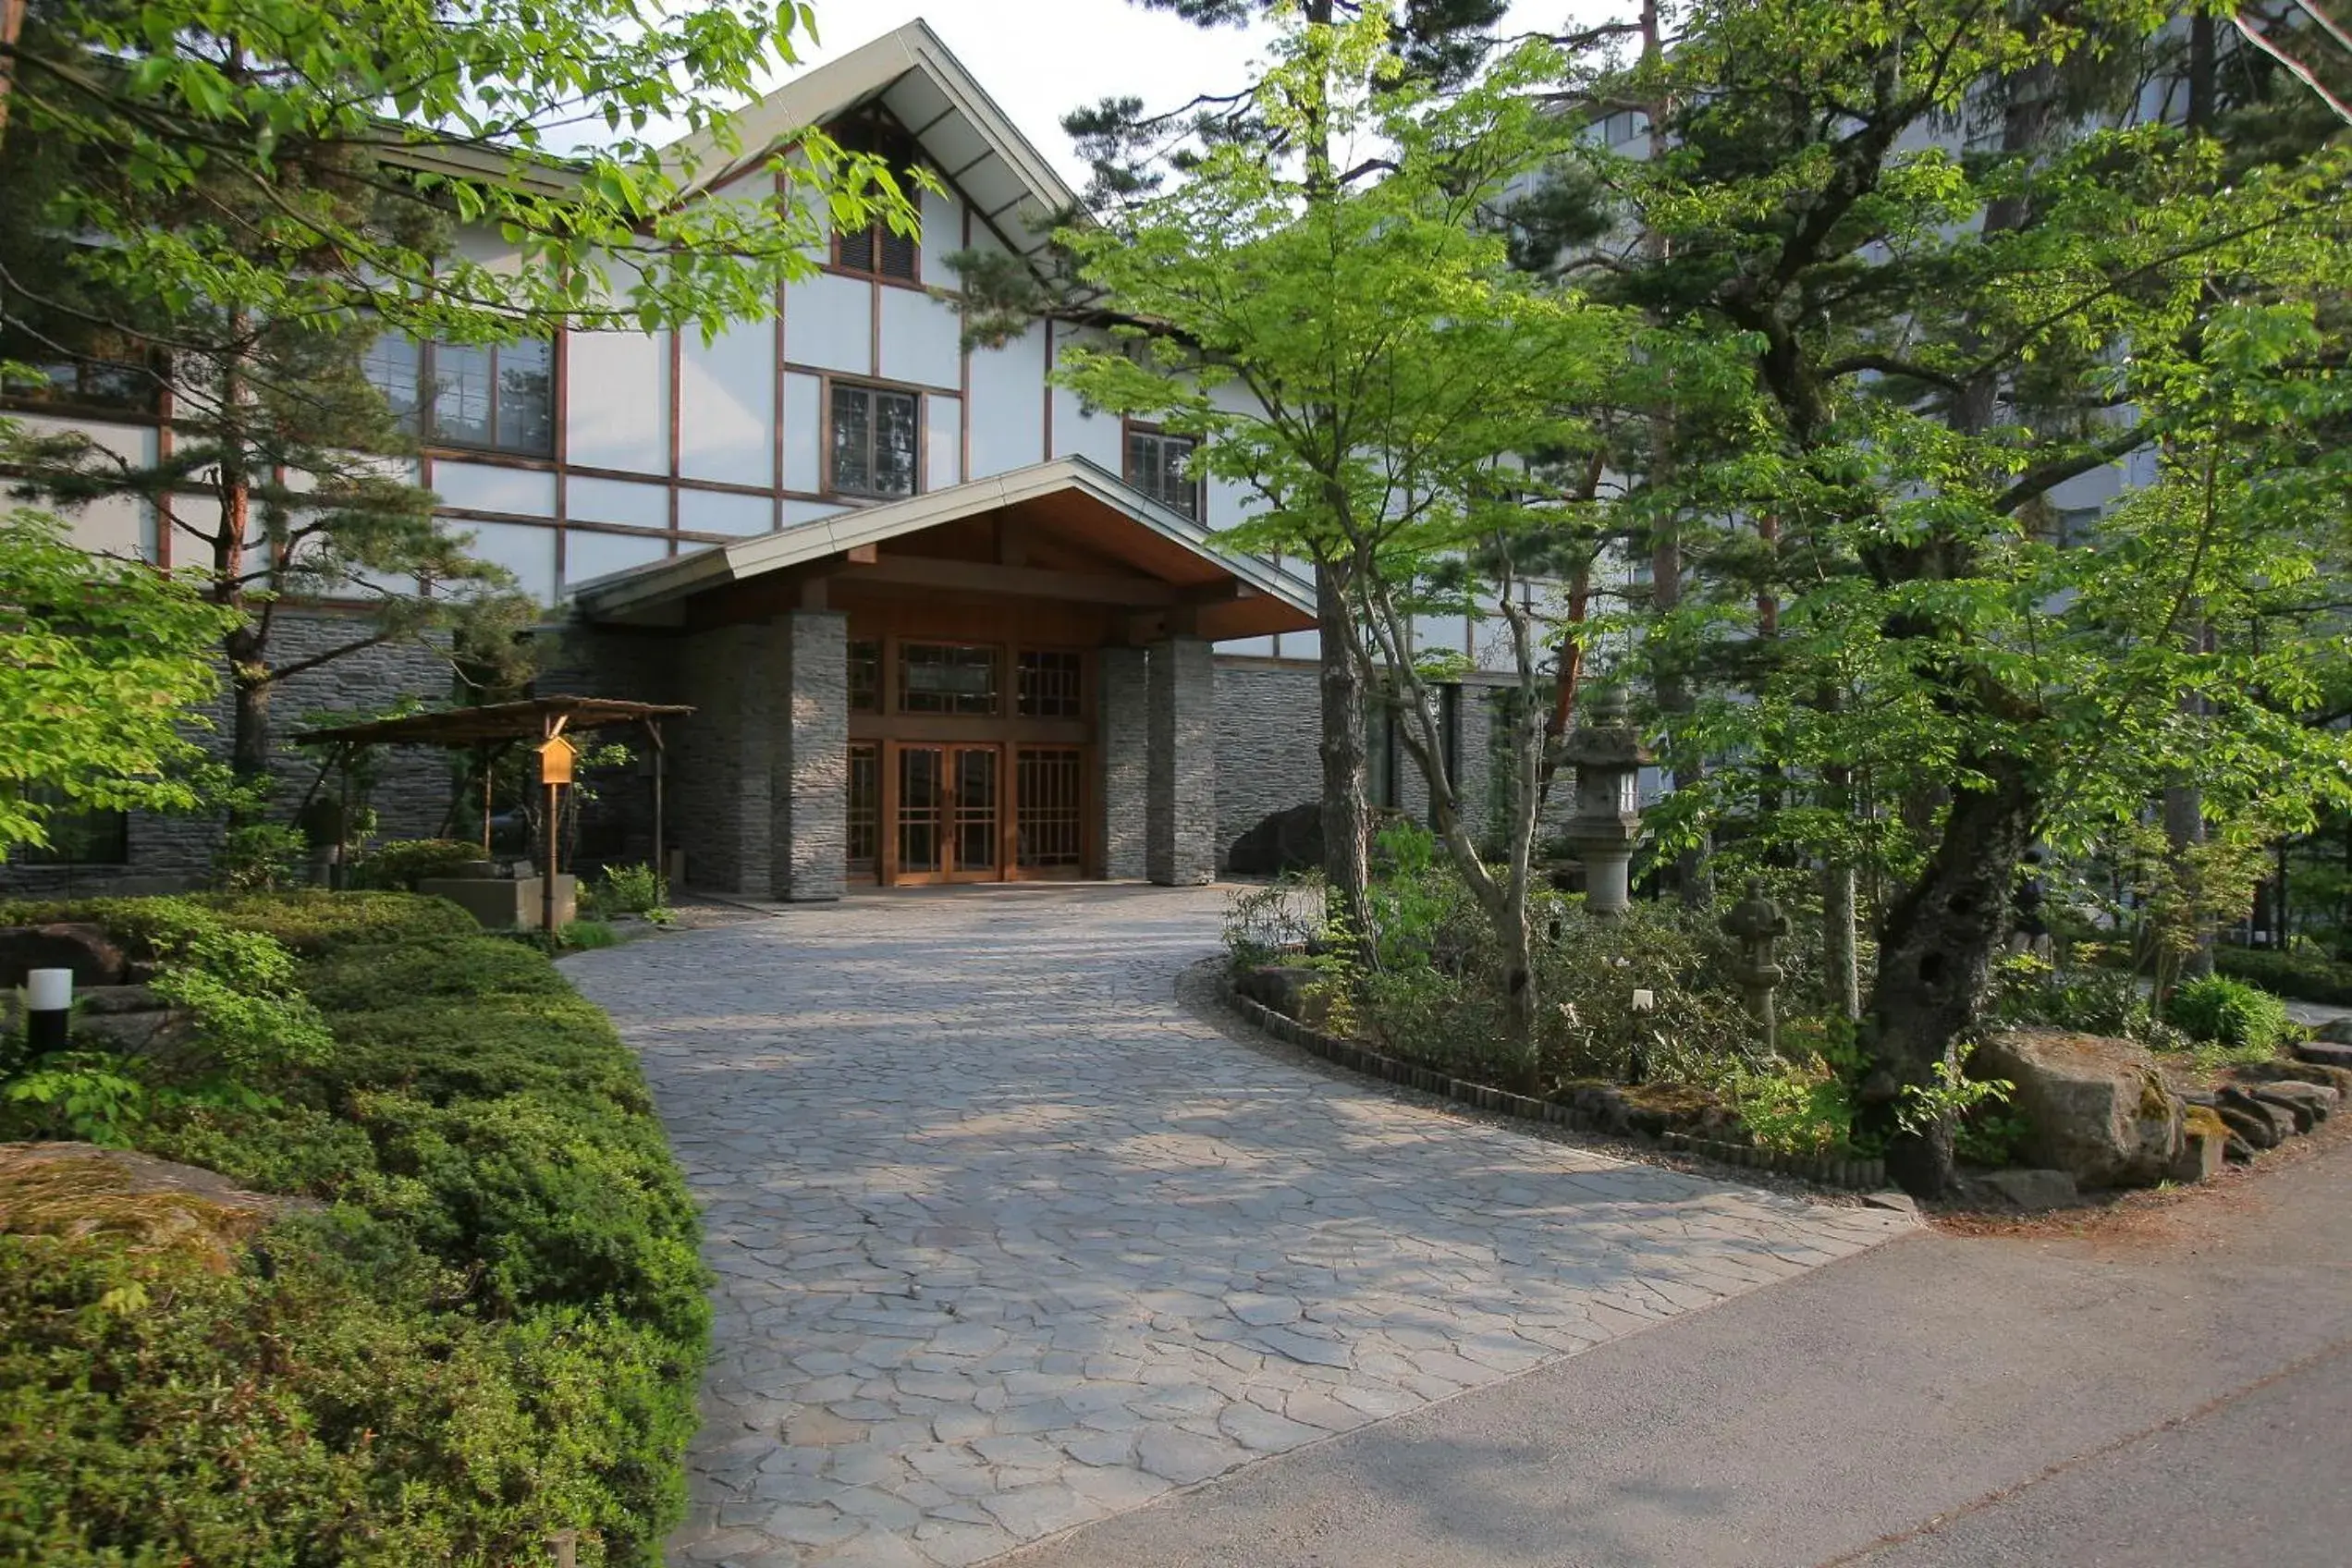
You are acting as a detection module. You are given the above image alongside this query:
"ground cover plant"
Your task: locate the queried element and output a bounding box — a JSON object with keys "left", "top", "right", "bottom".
{"left": 0, "top": 890, "right": 704, "bottom": 1566}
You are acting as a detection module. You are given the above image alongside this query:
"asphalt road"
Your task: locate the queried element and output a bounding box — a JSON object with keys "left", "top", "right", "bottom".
{"left": 1004, "top": 1133, "right": 2352, "bottom": 1568}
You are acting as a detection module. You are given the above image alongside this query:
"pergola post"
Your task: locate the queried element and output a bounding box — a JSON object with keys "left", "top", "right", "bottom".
{"left": 645, "top": 717, "right": 668, "bottom": 894}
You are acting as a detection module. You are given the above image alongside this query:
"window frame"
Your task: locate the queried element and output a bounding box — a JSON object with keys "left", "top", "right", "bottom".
{"left": 897, "top": 641, "right": 1000, "bottom": 717}
{"left": 827, "top": 379, "right": 924, "bottom": 501}
{"left": 366, "top": 334, "right": 557, "bottom": 458}
{"left": 17, "top": 790, "right": 130, "bottom": 867}
{"left": 1122, "top": 421, "right": 1203, "bottom": 521}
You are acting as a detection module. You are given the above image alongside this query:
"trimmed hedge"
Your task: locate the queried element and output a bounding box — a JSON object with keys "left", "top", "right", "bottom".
{"left": 2215, "top": 943, "right": 2352, "bottom": 1007}
{"left": 1, "top": 893, "right": 704, "bottom": 1567}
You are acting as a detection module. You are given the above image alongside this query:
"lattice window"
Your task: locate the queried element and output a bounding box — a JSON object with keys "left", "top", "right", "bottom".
{"left": 848, "top": 640, "right": 881, "bottom": 713}
{"left": 847, "top": 744, "right": 879, "bottom": 876}
{"left": 1016, "top": 649, "right": 1083, "bottom": 718}
{"left": 900, "top": 643, "right": 997, "bottom": 716}
{"left": 1016, "top": 749, "right": 1084, "bottom": 870}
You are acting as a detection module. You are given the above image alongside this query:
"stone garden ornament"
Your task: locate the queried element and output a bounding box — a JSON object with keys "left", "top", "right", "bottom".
{"left": 1721, "top": 878, "right": 1791, "bottom": 1053}
{"left": 1560, "top": 685, "right": 1653, "bottom": 916}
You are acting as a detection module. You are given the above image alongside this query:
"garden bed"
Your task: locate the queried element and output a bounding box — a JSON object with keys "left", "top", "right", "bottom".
{"left": 0, "top": 890, "right": 704, "bottom": 1567}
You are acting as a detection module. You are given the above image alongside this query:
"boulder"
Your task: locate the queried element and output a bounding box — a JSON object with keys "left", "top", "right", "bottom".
{"left": 1236, "top": 964, "right": 1331, "bottom": 1028}
{"left": 1977, "top": 1168, "right": 2080, "bottom": 1212}
{"left": 2170, "top": 1105, "right": 2229, "bottom": 1183}
{"left": 1226, "top": 802, "right": 1327, "bottom": 878}
{"left": 2230, "top": 1058, "right": 2352, "bottom": 1096}
{"left": 2313, "top": 1017, "right": 2352, "bottom": 1046}
{"left": 1975, "top": 1028, "right": 2185, "bottom": 1189}
{"left": 0, "top": 923, "right": 129, "bottom": 988}
{"left": 2214, "top": 1089, "right": 2293, "bottom": 1149}
{"left": 2246, "top": 1081, "right": 2334, "bottom": 1133}
{"left": 2293, "top": 1038, "right": 2352, "bottom": 1071}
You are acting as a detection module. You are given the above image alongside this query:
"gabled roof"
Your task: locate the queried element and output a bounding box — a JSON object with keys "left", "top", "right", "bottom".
{"left": 670, "top": 18, "right": 1079, "bottom": 269}
{"left": 568, "top": 457, "right": 1317, "bottom": 637}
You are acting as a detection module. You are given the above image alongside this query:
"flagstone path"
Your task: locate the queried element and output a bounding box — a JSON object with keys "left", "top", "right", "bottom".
{"left": 566, "top": 884, "right": 1909, "bottom": 1568}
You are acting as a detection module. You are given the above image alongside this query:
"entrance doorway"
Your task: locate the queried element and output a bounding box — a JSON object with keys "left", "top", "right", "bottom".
{"left": 848, "top": 739, "right": 1094, "bottom": 887}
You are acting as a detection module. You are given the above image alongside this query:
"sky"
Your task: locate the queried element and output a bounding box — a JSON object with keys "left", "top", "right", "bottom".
{"left": 766, "top": 1, "right": 1623, "bottom": 185}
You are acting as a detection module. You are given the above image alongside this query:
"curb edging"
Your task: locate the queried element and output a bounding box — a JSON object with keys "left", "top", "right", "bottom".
{"left": 1217, "top": 974, "right": 1888, "bottom": 1192}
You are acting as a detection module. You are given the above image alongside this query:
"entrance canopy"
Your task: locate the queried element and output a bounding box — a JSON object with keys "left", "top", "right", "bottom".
{"left": 567, "top": 458, "right": 1318, "bottom": 643}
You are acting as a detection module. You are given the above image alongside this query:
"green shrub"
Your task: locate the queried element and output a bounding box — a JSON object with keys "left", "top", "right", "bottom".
{"left": 2214, "top": 944, "right": 2352, "bottom": 1005}
{"left": 0, "top": 1211, "right": 688, "bottom": 1567}
{"left": 300, "top": 935, "right": 570, "bottom": 1014}
{"left": 0, "top": 892, "right": 706, "bottom": 1564}
{"left": 211, "top": 822, "right": 309, "bottom": 891}
{"left": 2168, "top": 974, "right": 2296, "bottom": 1056}
{"left": 195, "top": 889, "right": 478, "bottom": 955}
{"left": 595, "top": 864, "right": 666, "bottom": 917}
{"left": 564, "top": 918, "right": 620, "bottom": 950}
{"left": 349, "top": 838, "right": 486, "bottom": 891}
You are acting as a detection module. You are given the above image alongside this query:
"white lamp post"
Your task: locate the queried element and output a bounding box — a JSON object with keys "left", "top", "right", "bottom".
{"left": 24, "top": 967, "right": 72, "bottom": 1053}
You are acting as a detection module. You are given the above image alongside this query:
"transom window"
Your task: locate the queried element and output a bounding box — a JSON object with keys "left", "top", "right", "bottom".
{"left": 899, "top": 643, "right": 998, "bottom": 716}
{"left": 1125, "top": 427, "right": 1200, "bottom": 519}
{"left": 848, "top": 640, "right": 882, "bottom": 713}
{"left": 830, "top": 383, "right": 920, "bottom": 498}
{"left": 1017, "top": 650, "right": 1084, "bottom": 718}
{"left": 364, "top": 334, "right": 553, "bottom": 456}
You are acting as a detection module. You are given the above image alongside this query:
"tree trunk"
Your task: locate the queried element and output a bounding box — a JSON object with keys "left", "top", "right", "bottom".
{"left": 1315, "top": 560, "right": 1374, "bottom": 963}
{"left": 1864, "top": 755, "right": 2038, "bottom": 1196}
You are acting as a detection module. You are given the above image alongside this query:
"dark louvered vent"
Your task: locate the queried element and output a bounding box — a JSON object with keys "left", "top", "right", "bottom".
{"left": 878, "top": 226, "right": 918, "bottom": 282}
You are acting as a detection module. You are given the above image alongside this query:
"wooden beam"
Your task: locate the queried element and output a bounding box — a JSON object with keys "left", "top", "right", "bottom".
{"left": 844, "top": 554, "right": 1182, "bottom": 606}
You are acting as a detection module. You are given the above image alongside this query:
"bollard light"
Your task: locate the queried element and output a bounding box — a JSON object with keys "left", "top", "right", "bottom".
{"left": 25, "top": 967, "right": 72, "bottom": 1053}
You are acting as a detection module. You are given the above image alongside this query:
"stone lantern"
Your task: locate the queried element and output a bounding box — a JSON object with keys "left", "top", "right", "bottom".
{"left": 1560, "top": 685, "right": 1652, "bottom": 916}
{"left": 1720, "top": 878, "right": 1791, "bottom": 1052}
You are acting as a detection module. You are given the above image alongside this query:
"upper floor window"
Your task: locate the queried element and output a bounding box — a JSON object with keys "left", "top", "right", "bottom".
{"left": 0, "top": 314, "right": 160, "bottom": 416}
{"left": 1016, "top": 650, "right": 1084, "bottom": 718}
{"left": 900, "top": 643, "right": 998, "bottom": 717}
{"left": 848, "top": 639, "right": 882, "bottom": 713}
{"left": 364, "top": 334, "right": 554, "bottom": 456}
{"left": 1125, "top": 426, "right": 1199, "bottom": 519}
{"left": 830, "top": 382, "right": 919, "bottom": 499}
{"left": 828, "top": 112, "right": 922, "bottom": 283}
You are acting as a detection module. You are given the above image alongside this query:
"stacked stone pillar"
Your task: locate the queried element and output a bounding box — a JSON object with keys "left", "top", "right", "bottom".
{"left": 1145, "top": 635, "right": 1217, "bottom": 886}
{"left": 770, "top": 610, "right": 847, "bottom": 901}
{"left": 1096, "top": 646, "right": 1149, "bottom": 880}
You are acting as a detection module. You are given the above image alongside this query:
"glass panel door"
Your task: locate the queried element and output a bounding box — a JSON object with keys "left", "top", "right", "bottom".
{"left": 897, "top": 745, "right": 944, "bottom": 876}
{"left": 847, "top": 743, "right": 879, "bottom": 883}
{"left": 949, "top": 746, "right": 998, "bottom": 879}
{"left": 1015, "top": 748, "right": 1084, "bottom": 875}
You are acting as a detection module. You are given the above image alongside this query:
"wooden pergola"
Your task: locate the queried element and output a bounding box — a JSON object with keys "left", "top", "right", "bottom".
{"left": 292, "top": 697, "right": 692, "bottom": 932}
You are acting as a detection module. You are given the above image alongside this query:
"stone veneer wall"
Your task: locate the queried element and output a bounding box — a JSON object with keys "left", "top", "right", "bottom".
{"left": 667, "top": 620, "right": 772, "bottom": 896}
{"left": 0, "top": 610, "right": 455, "bottom": 897}
{"left": 772, "top": 612, "right": 846, "bottom": 900}
{"left": 1146, "top": 637, "right": 1217, "bottom": 886}
{"left": 1097, "top": 647, "right": 1149, "bottom": 880}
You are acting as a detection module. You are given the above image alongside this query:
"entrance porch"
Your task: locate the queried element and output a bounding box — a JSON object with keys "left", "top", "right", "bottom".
{"left": 566, "top": 458, "right": 1316, "bottom": 897}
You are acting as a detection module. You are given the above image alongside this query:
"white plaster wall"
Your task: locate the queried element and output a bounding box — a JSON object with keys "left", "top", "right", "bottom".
{"left": 678, "top": 319, "right": 775, "bottom": 486}
{"left": 1047, "top": 325, "right": 1123, "bottom": 473}
{"left": 432, "top": 460, "right": 556, "bottom": 517}
{"left": 563, "top": 528, "right": 671, "bottom": 588}
{"left": 783, "top": 499, "right": 849, "bottom": 527}
{"left": 567, "top": 330, "right": 669, "bottom": 474}
{"left": 781, "top": 372, "right": 825, "bottom": 494}
{"left": 678, "top": 488, "right": 773, "bottom": 537}
{"left": 918, "top": 186, "right": 965, "bottom": 284}
{"left": 879, "top": 287, "right": 962, "bottom": 390}
{"left": 461, "top": 520, "right": 558, "bottom": 604}
{"left": 7, "top": 412, "right": 157, "bottom": 559}
{"left": 785, "top": 272, "right": 875, "bottom": 375}
{"left": 966, "top": 318, "right": 1047, "bottom": 478}
{"left": 925, "top": 394, "right": 962, "bottom": 491}
{"left": 566, "top": 474, "right": 669, "bottom": 531}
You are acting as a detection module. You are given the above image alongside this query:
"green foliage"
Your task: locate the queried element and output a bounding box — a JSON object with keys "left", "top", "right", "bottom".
{"left": 0, "top": 893, "right": 705, "bottom": 1562}
{"left": 349, "top": 837, "right": 485, "bottom": 891}
{"left": 0, "top": 510, "right": 234, "bottom": 859}
{"left": 2168, "top": 975, "right": 2297, "bottom": 1057}
{"left": 0, "top": 1051, "right": 146, "bottom": 1145}
{"left": 563, "top": 918, "right": 621, "bottom": 951}
{"left": 1725, "top": 1054, "right": 1856, "bottom": 1158}
{"left": 595, "top": 864, "right": 667, "bottom": 917}
{"left": 1897, "top": 1059, "right": 2017, "bottom": 1140}
{"left": 210, "top": 822, "right": 309, "bottom": 892}
{"left": 2215, "top": 944, "right": 2352, "bottom": 1006}
{"left": 0, "top": 1211, "right": 692, "bottom": 1567}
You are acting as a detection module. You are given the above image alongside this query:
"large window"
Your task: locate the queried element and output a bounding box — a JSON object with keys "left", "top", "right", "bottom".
{"left": 364, "top": 334, "right": 554, "bottom": 456}
{"left": 830, "top": 383, "right": 920, "bottom": 498}
{"left": 848, "top": 639, "right": 882, "bottom": 713}
{"left": 1016, "top": 650, "right": 1083, "bottom": 719}
{"left": 1125, "top": 426, "right": 1199, "bottom": 519}
{"left": 899, "top": 643, "right": 998, "bottom": 717}
{"left": 18, "top": 792, "right": 129, "bottom": 866}
{"left": 0, "top": 314, "right": 159, "bottom": 415}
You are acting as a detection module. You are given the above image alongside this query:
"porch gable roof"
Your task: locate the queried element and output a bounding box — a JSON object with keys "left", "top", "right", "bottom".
{"left": 567, "top": 458, "right": 1318, "bottom": 633}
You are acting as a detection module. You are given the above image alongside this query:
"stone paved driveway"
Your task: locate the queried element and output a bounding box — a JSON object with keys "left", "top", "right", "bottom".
{"left": 566, "top": 885, "right": 1909, "bottom": 1568}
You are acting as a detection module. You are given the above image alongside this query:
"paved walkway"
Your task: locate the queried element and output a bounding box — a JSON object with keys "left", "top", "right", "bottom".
{"left": 566, "top": 885, "right": 1909, "bottom": 1568}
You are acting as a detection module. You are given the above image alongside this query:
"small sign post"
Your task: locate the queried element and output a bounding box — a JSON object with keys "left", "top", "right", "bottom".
{"left": 537, "top": 735, "right": 576, "bottom": 935}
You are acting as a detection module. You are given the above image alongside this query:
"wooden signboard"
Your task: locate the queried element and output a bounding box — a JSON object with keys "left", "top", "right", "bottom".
{"left": 536, "top": 735, "right": 577, "bottom": 786}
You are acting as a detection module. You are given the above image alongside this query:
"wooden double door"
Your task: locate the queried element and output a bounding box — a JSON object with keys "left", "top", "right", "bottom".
{"left": 850, "top": 741, "right": 1086, "bottom": 885}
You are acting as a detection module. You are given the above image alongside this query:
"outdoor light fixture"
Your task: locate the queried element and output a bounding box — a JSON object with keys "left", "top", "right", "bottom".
{"left": 1560, "top": 685, "right": 1654, "bottom": 916}
{"left": 25, "top": 967, "right": 71, "bottom": 1053}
